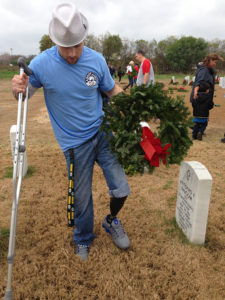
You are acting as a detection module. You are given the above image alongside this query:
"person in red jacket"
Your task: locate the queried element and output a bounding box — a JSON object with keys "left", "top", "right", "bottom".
{"left": 135, "top": 50, "right": 154, "bottom": 86}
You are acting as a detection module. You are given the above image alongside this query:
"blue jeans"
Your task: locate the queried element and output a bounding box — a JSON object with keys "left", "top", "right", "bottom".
{"left": 192, "top": 122, "right": 208, "bottom": 139}
{"left": 64, "top": 131, "right": 130, "bottom": 246}
{"left": 124, "top": 76, "right": 133, "bottom": 90}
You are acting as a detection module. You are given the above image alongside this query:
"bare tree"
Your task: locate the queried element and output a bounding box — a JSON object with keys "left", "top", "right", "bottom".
{"left": 0, "top": 53, "right": 11, "bottom": 65}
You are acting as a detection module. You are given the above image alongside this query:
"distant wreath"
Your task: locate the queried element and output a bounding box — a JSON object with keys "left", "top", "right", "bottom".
{"left": 101, "top": 83, "right": 193, "bottom": 175}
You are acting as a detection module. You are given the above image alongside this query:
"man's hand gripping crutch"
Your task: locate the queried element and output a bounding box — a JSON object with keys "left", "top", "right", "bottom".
{"left": 5, "top": 58, "right": 32, "bottom": 300}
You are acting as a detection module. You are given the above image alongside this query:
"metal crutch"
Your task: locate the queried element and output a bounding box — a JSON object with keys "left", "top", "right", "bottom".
{"left": 5, "top": 58, "right": 32, "bottom": 300}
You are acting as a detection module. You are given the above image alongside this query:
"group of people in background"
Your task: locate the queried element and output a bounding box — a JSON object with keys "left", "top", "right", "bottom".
{"left": 110, "top": 52, "right": 225, "bottom": 144}
{"left": 107, "top": 49, "right": 155, "bottom": 91}
{"left": 107, "top": 63, "right": 116, "bottom": 78}
{"left": 122, "top": 60, "right": 138, "bottom": 91}
{"left": 108, "top": 52, "right": 225, "bottom": 144}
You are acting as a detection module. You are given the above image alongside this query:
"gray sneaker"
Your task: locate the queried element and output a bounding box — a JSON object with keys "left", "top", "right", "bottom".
{"left": 75, "top": 244, "right": 89, "bottom": 261}
{"left": 102, "top": 216, "right": 130, "bottom": 249}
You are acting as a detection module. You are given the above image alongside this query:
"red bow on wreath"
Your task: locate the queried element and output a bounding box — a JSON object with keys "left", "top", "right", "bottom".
{"left": 140, "top": 126, "right": 172, "bottom": 167}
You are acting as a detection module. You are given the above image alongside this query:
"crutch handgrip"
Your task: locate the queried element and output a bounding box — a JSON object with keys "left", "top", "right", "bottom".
{"left": 17, "top": 57, "right": 32, "bottom": 76}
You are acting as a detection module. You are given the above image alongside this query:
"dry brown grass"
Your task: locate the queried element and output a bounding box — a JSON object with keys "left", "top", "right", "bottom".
{"left": 0, "top": 79, "right": 225, "bottom": 300}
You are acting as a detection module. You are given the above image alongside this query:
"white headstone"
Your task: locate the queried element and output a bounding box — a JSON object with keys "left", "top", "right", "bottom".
{"left": 185, "top": 76, "right": 190, "bottom": 84}
{"left": 10, "top": 125, "right": 28, "bottom": 178}
{"left": 176, "top": 161, "right": 212, "bottom": 245}
{"left": 192, "top": 76, "right": 195, "bottom": 82}
{"left": 172, "top": 76, "right": 175, "bottom": 83}
{"left": 222, "top": 77, "right": 225, "bottom": 89}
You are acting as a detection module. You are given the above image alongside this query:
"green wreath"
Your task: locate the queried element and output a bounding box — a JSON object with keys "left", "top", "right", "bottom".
{"left": 101, "top": 83, "right": 193, "bottom": 175}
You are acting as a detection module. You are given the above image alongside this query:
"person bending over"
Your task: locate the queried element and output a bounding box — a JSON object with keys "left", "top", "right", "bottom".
{"left": 12, "top": 3, "right": 130, "bottom": 261}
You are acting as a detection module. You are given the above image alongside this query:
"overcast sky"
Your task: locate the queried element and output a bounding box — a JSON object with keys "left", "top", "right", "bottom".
{"left": 1, "top": 0, "right": 225, "bottom": 56}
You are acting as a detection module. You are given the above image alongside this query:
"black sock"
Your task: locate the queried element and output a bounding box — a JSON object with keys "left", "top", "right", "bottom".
{"left": 106, "top": 196, "right": 127, "bottom": 224}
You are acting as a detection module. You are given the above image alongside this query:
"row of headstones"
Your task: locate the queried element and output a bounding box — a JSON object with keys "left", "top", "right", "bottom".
{"left": 172, "top": 75, "right": 225, "bottom": 89}
{"left": 184, "top": 76, "right": 195, "bottom": 84}
{"left": 171, "top": 76, "right": 195, "bottom": 84}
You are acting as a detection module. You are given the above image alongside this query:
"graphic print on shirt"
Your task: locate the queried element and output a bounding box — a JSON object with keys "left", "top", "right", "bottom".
{"left": 85, "top": 72, "right": 98, "bottom": 88}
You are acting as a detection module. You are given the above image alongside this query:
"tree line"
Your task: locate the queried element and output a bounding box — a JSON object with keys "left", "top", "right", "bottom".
{"left": 1, "top": 33, "right": 225, "bottom": 74}
{"left": 39, "top": 33, "right": 225, "bottom": 73}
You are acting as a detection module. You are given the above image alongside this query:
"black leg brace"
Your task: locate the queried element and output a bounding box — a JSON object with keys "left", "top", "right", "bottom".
{"left": 107, "top": 196, "right": 127, "bottom": 223}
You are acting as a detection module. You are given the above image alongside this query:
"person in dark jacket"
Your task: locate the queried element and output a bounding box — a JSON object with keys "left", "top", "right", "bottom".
{"left": 192, "top": 81, "right": 214, "bottom": 140}
{"left": 118, "top": 66, "right": 123, "bottom": 83}
{"left": 190, "top": 53, "right": 221, "bottom": 103}
{"left": 190, "top": 53, "right": 221, "bottom": 138}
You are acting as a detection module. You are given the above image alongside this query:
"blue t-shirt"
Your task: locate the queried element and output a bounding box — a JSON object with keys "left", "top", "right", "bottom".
{"left": 29, "top": 46, "right": 115, "bottom": 152}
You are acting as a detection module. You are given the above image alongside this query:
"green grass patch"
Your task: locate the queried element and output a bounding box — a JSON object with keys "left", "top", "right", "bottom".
{"left": 0, "top": 228, "right": 10, "bottom": 262}
{"left": 2, "top": 166, "right": 13, "bottom": 178}
{"left": 24, "top": 165, "right": 37, "bottom": 178}
{"left": 0, "top": 228, "right": 10, "bottom": 236}
{"left": 167, "top": 195, "right": 177, "bottom": 208}
{"left": 2, "top": 165, "right": 37, "bottom": 179}
{"left": 162, "top": 180, "right": 174, "bottom": 190}
{"left": 164, "top": 216, "right": 189, "bottom": 244}
{"left": 155, "top": 73, "right": 188, "bottom": 80}
{"left": 0, "top": 67, "right": 17, "bottom": 80}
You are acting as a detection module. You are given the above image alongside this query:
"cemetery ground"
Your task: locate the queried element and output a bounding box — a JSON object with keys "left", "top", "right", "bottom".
{"left": 0, "top": 76, "right": 225, "bottom": 300}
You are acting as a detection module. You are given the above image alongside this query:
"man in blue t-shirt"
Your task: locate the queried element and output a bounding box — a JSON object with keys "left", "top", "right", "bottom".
{"left": 12, "top": 3, "right": 130, "bottom": 261}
